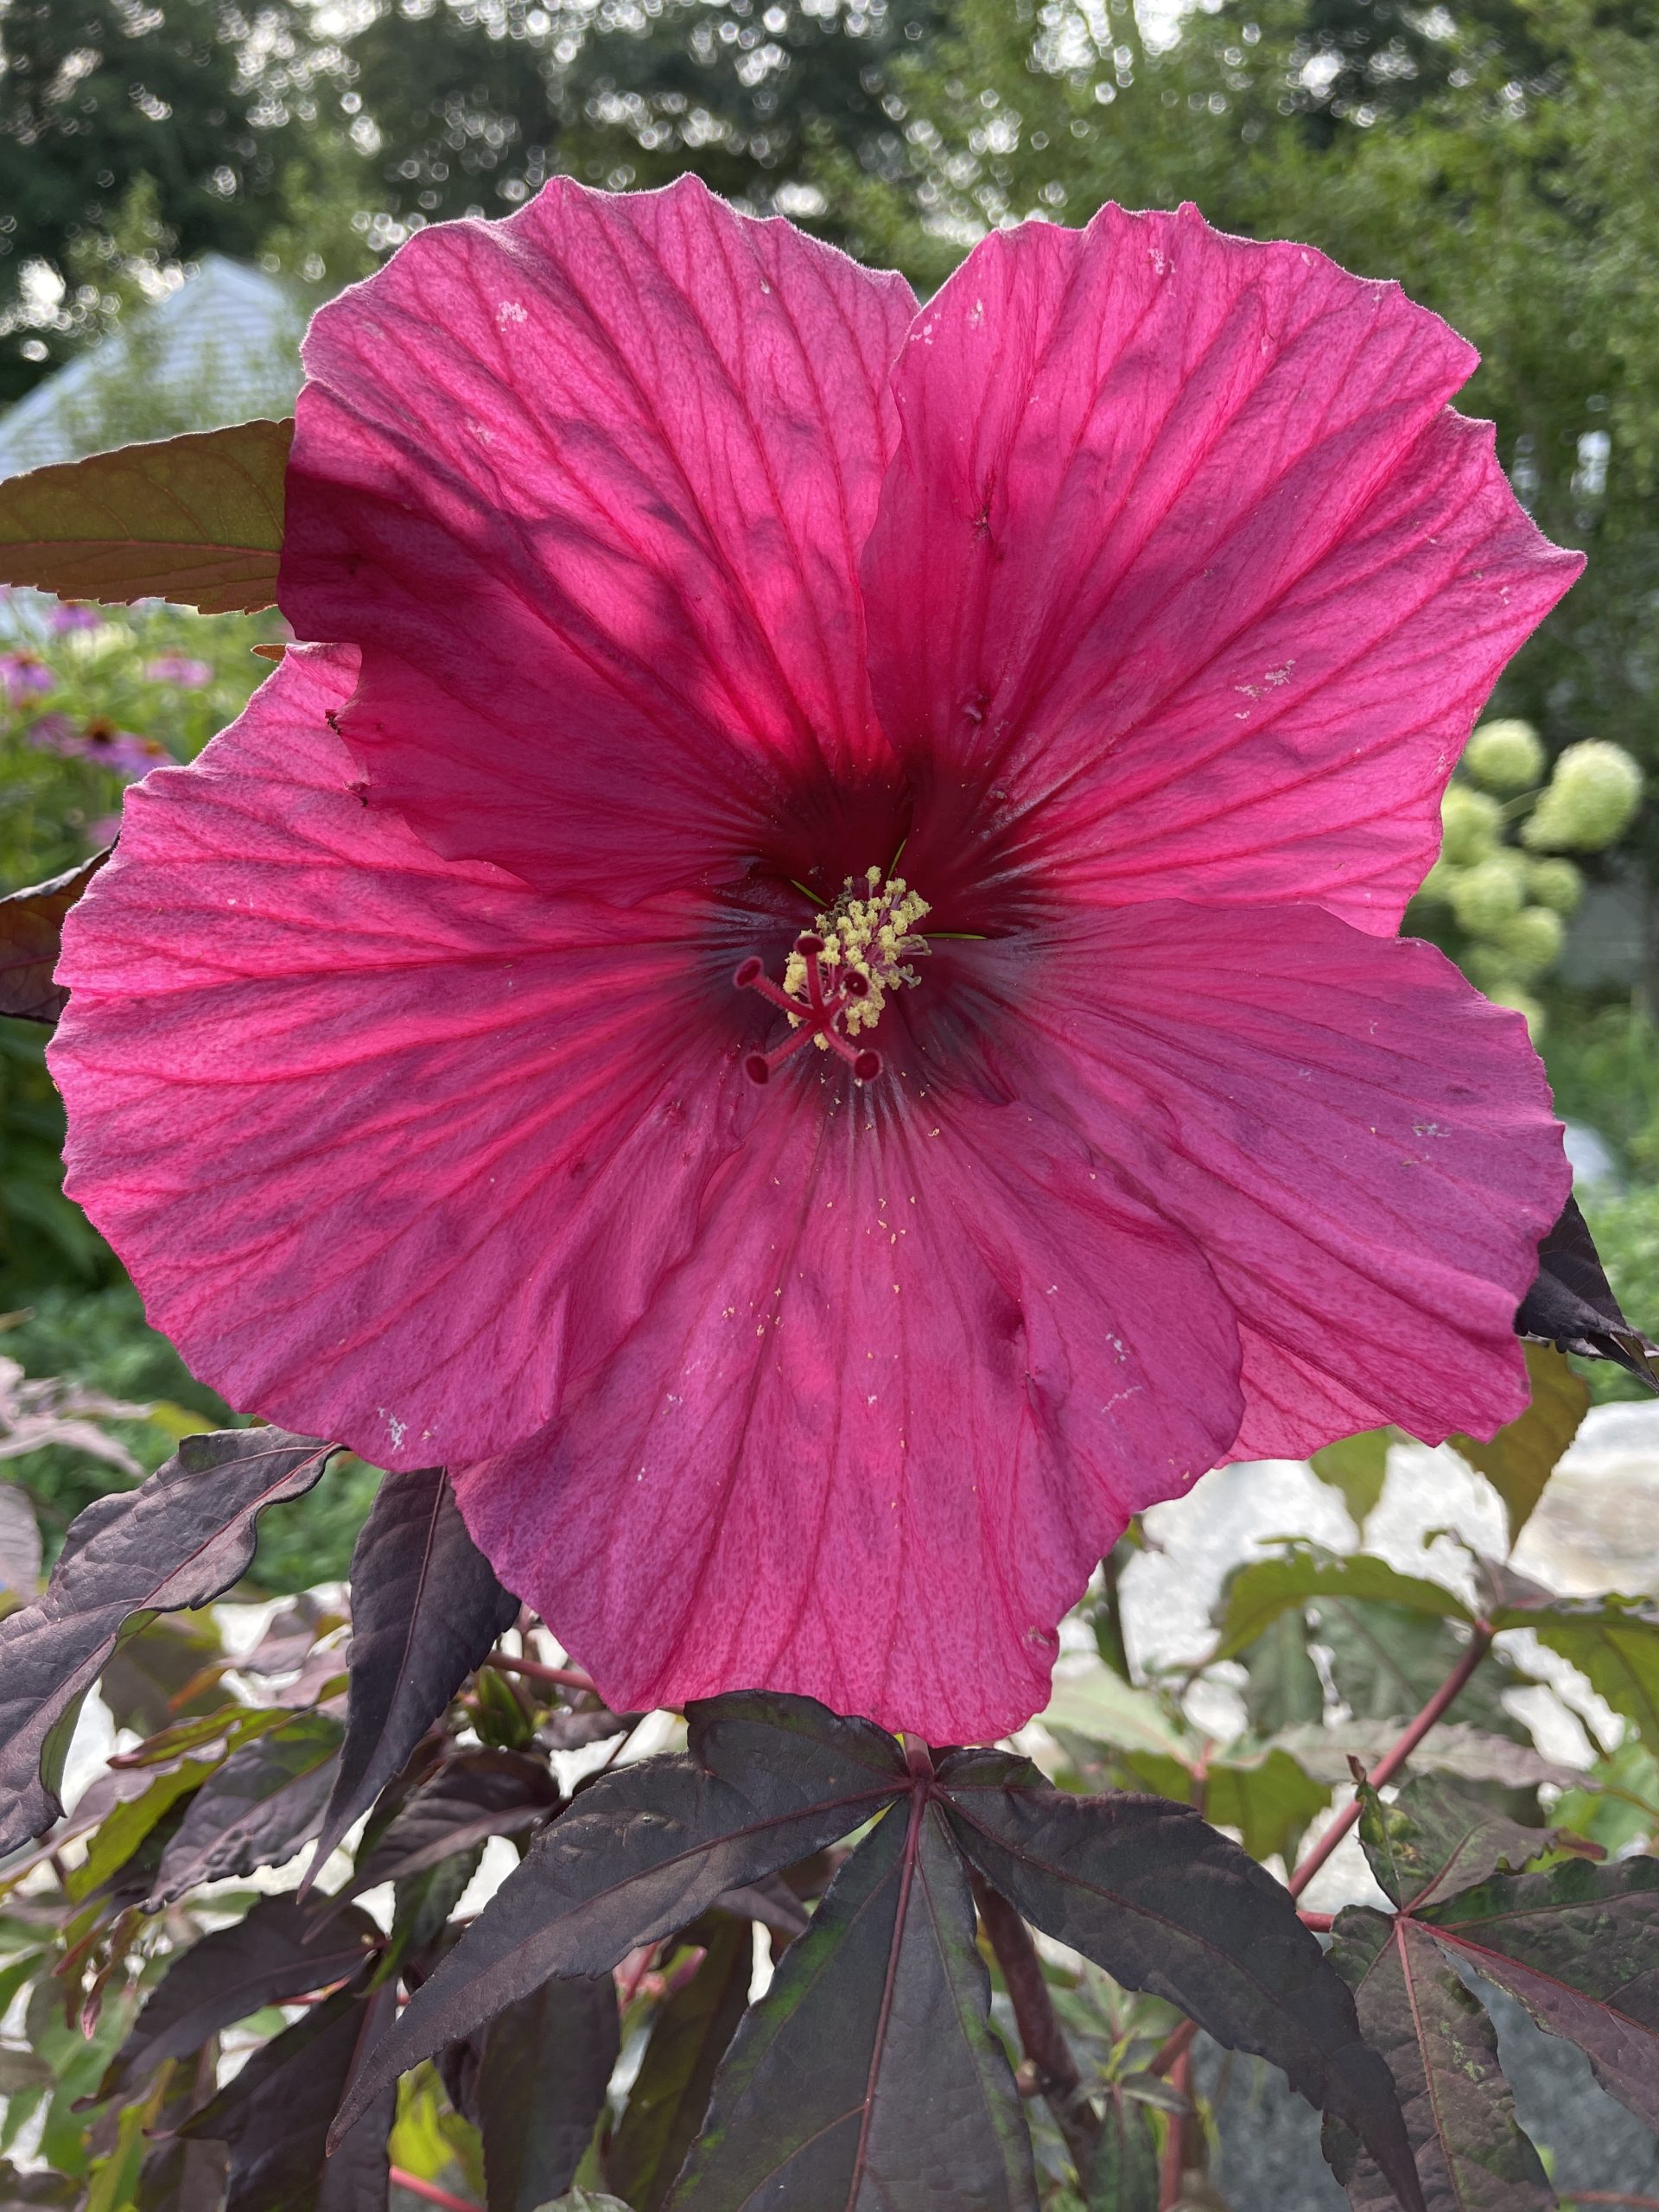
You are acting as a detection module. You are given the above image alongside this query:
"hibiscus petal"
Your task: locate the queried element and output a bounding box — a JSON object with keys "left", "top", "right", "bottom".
{"left": 49, "top": 646, "right": 751, "bottom": 1471}
{"left": 453, "top": 1083, "right": 1243, "bottom": 1744}
{"left": 862, "top": 203, "right": 1581, "bottom": 934}
{"left": 281, "top": 175, "right": 917, "bottom": 901}
{"left": 966, "top": 899, "right": 1569, "bottom": 1459}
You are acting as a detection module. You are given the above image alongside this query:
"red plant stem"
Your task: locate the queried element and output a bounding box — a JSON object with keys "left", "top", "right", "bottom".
{"left": 480, "top": 1651, "right": 597, "bottom": 1694}
{"left": 1157, "top": 2048, "right": 1192, "bottom": 2209}
{"left": 389, "top": 2169, "right": 480, "bottom": 2211}
{"left": 1148, "top": 2015, "right": 1198, "bottom": 2081}
{"left": 1299, "top": 1910, "right": 1335, "bottom": 1933}
{"left": 1287, "top": 1622, "right": 1495, "bottom": 1899}
{"left": 973, "top": 1877, "right": 1102, "bottom": 2180}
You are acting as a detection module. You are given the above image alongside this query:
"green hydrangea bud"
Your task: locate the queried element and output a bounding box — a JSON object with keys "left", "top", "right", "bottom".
{"left": 1449, "top": 852, "right": 1527, "bottom": 935}
{"left": 1485, "top": 981, "right": 1546, "bottom": 1041}
{"left": 1521, "top": 741, "right": 1643, "bottom": 852}
{"left": 1487, "top": 904, "right": 1566, "bottom": 977}
{"left": 1440, "top": 781, "right": 1503, "bottom": 864}
{"left": 1527, "top": 856, "right": 1584, "bottom": 916}
{"left": 1463, "top": 717, "right": 1545, "bottom": 793}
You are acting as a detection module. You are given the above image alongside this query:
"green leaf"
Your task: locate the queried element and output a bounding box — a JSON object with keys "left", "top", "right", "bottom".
{"left": 1237, "top": 1611, "right": 1325, "bottom": 1738}
{"left": 1104, "top": 1747, "right": 1330, "bottom": 1867}
{"left": 667, "top": 1802, "right": 1038, "bottom": 2210}
{"left": 1492, "top": 1591, "right": 1659, "bottom": 1759}
{"left": 1452, "top": 1344, "right": 1590, "bottom": 1548}
{"left": 0, "top": 420, "right": 291, "bottom": 613}
{"left": 1325, "top": 1907, "right": 1552, "bottom": 2211}
{"left": 610, "top": 1916, "right": 753, "bottom": 2212}
{"left": 1039, "top": 1668, "right": 1197, "bottom": 1762}
{"left": 1423, "top": 1853, "right": 1659, "bottom": 2128}
{"left": 1309, "top": 1429, "right": 1394, "bottom": 1531}
{"left": 1313, "top": 1601, "right": 1524, "bottom": 1739}
{"left": 1353, "top": 1776, "right": 1591, "bottom": 1911}
{"left": 1087, "top": 2085, "right": 1160, "bottom": 2212}
{"left": 1212, "top": 1547, "right": 1471, "bottom": 1660}
{"left": 67, "top": 1758, "right": 213, "bottom": 1902}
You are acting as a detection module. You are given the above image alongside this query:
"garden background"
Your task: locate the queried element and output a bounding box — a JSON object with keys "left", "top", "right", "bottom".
{"left": 5, "top": 3, "right": 1659, "bottom": 2207}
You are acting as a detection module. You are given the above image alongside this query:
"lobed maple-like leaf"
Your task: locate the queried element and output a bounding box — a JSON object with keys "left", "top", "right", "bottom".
{"left": 611, "top": 1914, "right": 754, "bottom": 2212}
{"left": 0, "top": 420, "right": 291, "bottom": 614}
{"left": 307, "top": 1465, "right": 519, "bottom": 1879}
{"left": 1354, "top": 1775, "right": 1591, "bottom": 1912}
{"left": 666, "top": 1801, "right": 1039, "bottom": 2211}
{"left": 1327, "top": 1907, "right": 1554, "bottom": 2212}
{"left": 99, "top": 1894, "right": 380, "bottom": 2104}
{"left": 0, "top": 853, "right": 110, "bottom": 1025}
{"left": 1423, "top": 1853, "right": 1659, "bottom": 2128}
{"left": 0, "top": 1428, "right": 336, "bottom": 1853}
{"left": 1490, "top": 1587, "right": 1659, "bottom": 1758}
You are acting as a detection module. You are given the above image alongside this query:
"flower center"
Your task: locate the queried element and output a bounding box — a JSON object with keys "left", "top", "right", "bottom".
{"left": 734, "top": 868, "right": 931, "bottom": 1087}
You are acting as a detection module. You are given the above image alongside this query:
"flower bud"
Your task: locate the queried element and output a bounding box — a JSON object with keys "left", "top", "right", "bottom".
{"left": 1448, "top": 852, "right": 1527, "bottom": 936}
{"left": 1486, "top": 905, "right": 1566, "bottom": 978}
{"left": 1526, "top": 856, "right": 1583, "bottom": 916}
{"left": 1521, "top": 741, "right": 1643, "bottom": 852}
{"left": 1439, "top": 781, "right": 1503, "bottom": 865}
{"left": 1463, "top": 717, "right": 1544, "bottom": 793}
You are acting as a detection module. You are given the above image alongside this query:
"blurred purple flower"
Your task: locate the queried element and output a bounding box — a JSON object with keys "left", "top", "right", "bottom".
{"left": 0, "top": 653, "right": 56, "bottom": 704}
{"left": 48, "top": 603, "right": 104, "bottom": 633}
{"left": 143, "top": 656, "right": 213, "bottom": 689}
{"left": 29, "top": 715, "right": 169, "bottom": 779}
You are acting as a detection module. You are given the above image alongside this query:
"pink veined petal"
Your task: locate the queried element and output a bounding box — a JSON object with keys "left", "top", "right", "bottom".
{"left": 965, "top": 899, "right": 1569, "bottom": 1459}
{"left": 453, "top": 1083, "right": 1243, "bottom": 1743}
{"left": 862, "top": 203, "right": 1583, "bottom": 935}
{"left": 48, "top": 645, "right": 754, "bottom": 1471}
{"left": 281, "top": 175, "right": 918, "bottom": 902}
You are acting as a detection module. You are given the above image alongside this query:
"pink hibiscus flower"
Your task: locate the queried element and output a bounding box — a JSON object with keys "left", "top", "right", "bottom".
{"left": 50, "top": 182, "right": 1579, "bottom": 1740}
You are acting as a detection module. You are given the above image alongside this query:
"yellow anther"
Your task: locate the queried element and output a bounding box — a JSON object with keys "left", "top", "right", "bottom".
{"left": 777, "top": 868, "right": 931, "bottom": 1044}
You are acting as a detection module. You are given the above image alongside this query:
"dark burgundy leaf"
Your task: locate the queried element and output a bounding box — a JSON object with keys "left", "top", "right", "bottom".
{"left": 609, "top": 1914, "right": 753, "bottom": 2212}
{"left": 345, "top": 1747, "right": 560, "bottom": 1896}
{"left": 101, "top": 1894, "right": 380, "bottom": 2102}
{"left": 0, "top": 1428, "right": 336, "bottom": 1853}
{"left": 180, "top": 1979, "right": 395, "bottom": 2212}
{"left": 940, "top": 1751, "right": 1424, "bottom": 2212}
{"left": 308, "top": 1468, "right": 520, "bottom": 1878}
{"left": 1422, "top": 1853, "right": 1659, "bottom": 2127}
{"left": 1517, "top": 1193, "right": 1658, "bottom": 1389}
{"left": 474, "top": 1974, "right": 620, "bottom": 2212}
{"left": 136, "top": 2046, "right": 233, "bottom": 2212}
{"left": 1326, "top": 1908, "right": 1551, "bottom": 2211}
{"left": 99, "top": 1612, "right": 224, "bottom": 1738}
{"left": 666, "top": 1800, "right": 1038, "bottom": 2210}
{"left": 0, "top": 851, "right": 109, "bottom": 1024}
{"left": 330, "top": 1692, "right": 906, "bottom": 2139}
{"left": 1088, "top": 2087, "right": 1160, "bottom": 2212}
{"left": 539, "top": 1704, "right": 644, "bottom": 1752}
{"left": 149, "top": 1712, "right": 342, "bottom": 1904}
{"left": 710, "top": 1876, "right": 810, "bottom": 1942}
{"left": 1355, "top": 1777, "right": 1587, "bottom": 1912}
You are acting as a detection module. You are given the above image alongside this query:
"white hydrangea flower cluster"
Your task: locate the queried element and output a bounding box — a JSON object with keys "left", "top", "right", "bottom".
{"left": 1415, "top": 719, "right": 1643, "bottom": 1038}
